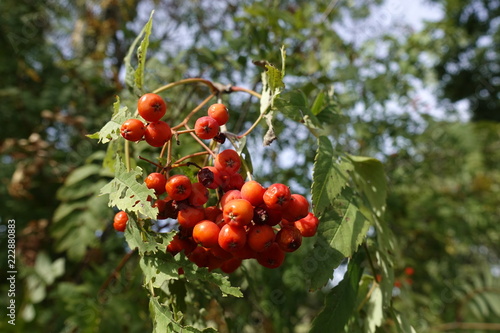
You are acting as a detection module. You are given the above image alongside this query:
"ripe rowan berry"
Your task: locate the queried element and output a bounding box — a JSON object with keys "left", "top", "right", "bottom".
{"left": 218, "top": 224, "right": 246, "bottom": 252}
{"left": 263, "top": 183, "right": 291, "bottom": 210}
{"left": 188, "top": 182, "right": 209, "bottom": 206}
{"left": 145, "top": 172, "right": 167, "bottom": 196}
{"left": 282, "top": 194, "right": 309, "bottom": 222}
{"left": 223, "top": 173, "right": 245, "bottom": 192}
{"left": 113, "top": 211, "right": 128, "bottom": 232}
{"left": 165, "top": 175, "right": 192, "bottom": 201}
{"left": 144, "top": 121, "right": 172, "bottom": 147}
{"left": 294, "top": 212, "right": 319, "bottom": 237}
{"left": 204, "top": 206, "right": 223, "bottom": 222}
{"left": 247, "top": 224, "right": 276, "bottom": 252}
{"left": 120, "top": 119, "right": 146, "bottom": 142}
{"left": 220, "top": 258, "right": 242, "bottom": 274}
{"left": 198, "top": 167, "right": 222, "bottom": 189}
{"left": 138, "top": 93, "right": 167, "bottom": 122}
{"left": 177, "top": 206, "right": 205, "bottom": 229}
{"left": 167, "top": 234, "right": 197, "bottom": 256}
{"left": 223, "top": 199, "right": 254, "bottom": 227}
{"left": 193, "top": 220, "right": 221, "bottom": 248}
{"left": 215, "top": 149, "right": 241, "bottom": 174}
{"left": 188, "top": 246, "right": 210, "bottom": 268}
{"left": 195, "top": 116, "right": 219, "bottom": 140}
{"left": 241, "top": 180, "right": 266, "bottom": 206}
{"left": 207, "top": 103, "right": 229, "bottom": 126}
{"left": 275, "top": 226, "right": 302, "bottom": 252}
{"left": 220, "top": 190, "right": 242, "bottom": 208}
{"left": 256, "top": 242, "right": 285, "bottom": 269}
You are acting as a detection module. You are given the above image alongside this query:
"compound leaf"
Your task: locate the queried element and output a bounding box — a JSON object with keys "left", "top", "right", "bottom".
{"left": 100, "top": 156, "right": 157, "bottom": 219}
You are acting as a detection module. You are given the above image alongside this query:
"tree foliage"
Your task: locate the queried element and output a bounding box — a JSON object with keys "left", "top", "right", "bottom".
{"left": 1, "top": 0, "right": 499, "bottom": 332}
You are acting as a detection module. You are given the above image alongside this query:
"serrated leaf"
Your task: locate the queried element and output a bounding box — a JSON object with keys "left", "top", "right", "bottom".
{"left": 124, "top": 216, "right": 164, "bottom": 255}
{"left": 349, "top": 155, "right": 387, "bottom": 218}
{"left": 100, "top": 156, "right": 158, "bottom": 219}
{"left": 312, "top": 136, "right": 354, "bottom": 214}
{"left": 310, "top": 253, "right": 364, "bottom": 333}
{"left": 259, "top": 46, "right": 286, "bottom": 146}
{"left": 306, "top": 187, "right": 370, "bottom": 289}
{"left": 87, "top": 97, "right": 133, "bottom": 144}
{"left": 135, "top": 11, "right": 154, "bottom": 92}
{"left": 149, "top": 297, "right": 217, "bottom": 333}
{"left": 124, "top": 10, "right": 154, "bottom": 95}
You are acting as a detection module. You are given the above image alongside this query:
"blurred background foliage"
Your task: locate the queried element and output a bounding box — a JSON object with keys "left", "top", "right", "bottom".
{"left": 0, "top": 0, "right": 499, "bottom": 332}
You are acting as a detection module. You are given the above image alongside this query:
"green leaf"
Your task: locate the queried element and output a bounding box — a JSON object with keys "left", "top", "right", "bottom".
{"left": 100, "top": 156, "right": 158, "bottom": 219}
{"left": 260, "top": 46, "right": 286, "bottom": 146}
{"left": 149, "top": 296, "right": 218, "bottom": 333}
{"left": 124, "top": 10, "right": 155, "bottom": 95}
{"left": 275, "top": 90, "right": 323, "bottom": 131}
{"left": 124, "top": 217, "right": 165, "bottom": 255}
{"left": 306, "top": 187, "right": 370, "bottom": 289}
{"left": 135, "top": 11, "right": 154, "bottom": 92}
{"left": 365, "top": 284, "right": 384, "bottom": 333}
{"left": 312, "top": 136, "right": 354, "bottom": 215}
{"left": 87, "top": 97, "right": 133, "bottom": 144}
{"left": 349, "top": 155, "right": 387, "bottom": 218}
{"left": 311, "top": 91, "right": 325, "bottom": 116}
{"left": 310, "top": 253, "right": 364, "bottom": 333}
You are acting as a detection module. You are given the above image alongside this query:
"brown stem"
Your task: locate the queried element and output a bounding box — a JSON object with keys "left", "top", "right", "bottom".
{"left": 172, "top": 92, "right": 217, "bottom": 131}
{"left": 185, "top": 124, "right": 216, "bottom": 159}
{"left": 98, "top": 249, "right": 136, "bottom": 297}
{"left": 152, "top": 78, "right": 219, "bottom": 95}
{"left": 230, "top": 86, "right": 262, "bottom": 99}
{"left": 174, "top": 151, "right": 210, "bottom": 165}
{"left": 139, "top": 156, "right": 163, "bottom": 169}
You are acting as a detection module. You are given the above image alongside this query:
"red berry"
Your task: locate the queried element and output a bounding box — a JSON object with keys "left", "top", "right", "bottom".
{"left": 165, "top": 175, "right": 192, "bottom": 201}
{"left": 188, "top": 182, "right": 209, "bottom": 207}
{"left": 256, "top": 242, "right": 285, "bottom": 269}
{"left": 138, "top": 93, "right": 167, "bottom": 122}
{"left": 404, "top": 267, "right": 415, "bottom": 276}
{"left": 218, "top": 224, "right": 246, "bottom": 252}
{"left": 294, "top": 212, "right": 319, "bottom": 237}
{"left": 177, "top": 206, "right": 205, "bottom": 229}
{"left": 120, "top": 119, "right": 146, "bottom": 142}
{"left": 167, "top": 234, "right": 197, "bottom": 256}
{"left": 144, "top": 121, "right": 172, "bottom": 147}
{"left": 204, "top": 206, "right": 223, "bottom": 222}
{"left": 247, "top": 224, "right": 276, "bottom": 252}
{"left": 241, "top": 180, "right": 266, "bottom": 206}
{"left": 275, "top": 226, "right": 302, "bottom": 252}
{"left": 198, "top": 167, "right": 223, "bottom": 189}
{"left": 223, "top": 199, "right": 254, "bottom": 227}
{"left": 195, "top": 116, "right": 219, "bottom": 140}
{"left": 188, "top": 246, "right": 210, "bottom": 268}
{"left": 282, "top": 194, "right": 309, "bottom": 221}
{"left": 145, "top": 172, "right": 167, "bottom": 196}
{"left": 220, "top": 258, "right": 242, "bottom": 274}
{"left": 215, "top": 149, "right": 241, "bottom": 174}
{"left": 223, "top": 173, "right": 245, "bottom": 192}
{"left": 207, "top": 103, "right": 229, "bottom": 126}
{"left": 193, "top": 220, "right": 221, "bottom": 248}
{"left": 263, "top": 183, "right": 291, "bottom": 210}
{"left": 113, "top": 211, "right": 128, "bottom": 232}
{"left": 220, "top": 190, "right": 242, "bottom": 208}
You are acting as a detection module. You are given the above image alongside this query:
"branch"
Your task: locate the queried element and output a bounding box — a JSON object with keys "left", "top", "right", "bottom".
{"left": 433, "top": 322, "right": 500, "bottom": 331}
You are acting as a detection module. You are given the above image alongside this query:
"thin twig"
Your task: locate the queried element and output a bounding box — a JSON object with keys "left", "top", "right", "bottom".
{"left": 98, "top": 249, "right": 136, "bottom": 295}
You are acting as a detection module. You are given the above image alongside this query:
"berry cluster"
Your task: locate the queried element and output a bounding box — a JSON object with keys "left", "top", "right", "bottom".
{"left": 163, "top": 152, "right": 320, "bottom": 273}
{"left": 120, "top": 93, "right": 172, "bottom": 147}
{"left": 114, "top": 92, "right": 320, "bottom": 274}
